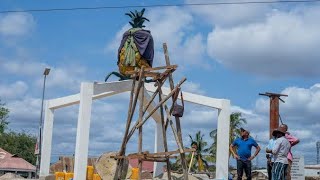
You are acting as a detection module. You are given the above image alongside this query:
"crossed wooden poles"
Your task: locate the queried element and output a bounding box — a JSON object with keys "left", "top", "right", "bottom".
{"left": 112, "top": 43, "right": 193, "bottom": 180}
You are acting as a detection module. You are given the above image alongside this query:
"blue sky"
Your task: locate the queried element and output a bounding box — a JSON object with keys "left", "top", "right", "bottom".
{"left": 1, "top": 0, "right": 320, "bottom": 167}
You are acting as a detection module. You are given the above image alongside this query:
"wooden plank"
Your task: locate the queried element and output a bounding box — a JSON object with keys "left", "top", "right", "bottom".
{"left": 111, "top": 148, "right": 194, "bottom": 159}
{"left": 126, "top": 65, "right": 177, "bottom": 74}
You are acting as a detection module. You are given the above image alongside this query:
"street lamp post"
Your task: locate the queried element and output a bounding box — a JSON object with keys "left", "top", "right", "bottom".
{"left": 36, "top": 68, "right": 50, "bottom": 178}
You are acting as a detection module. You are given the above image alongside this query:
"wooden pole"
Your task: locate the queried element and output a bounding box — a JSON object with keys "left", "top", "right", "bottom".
{"left": 163, "top": 104, "right": 184, "bottom": 154}
{"left": 188, "top": 152, "right": 195, "bottom": 173}
{"left": 158, "top": 81, "right": 172, "bottom": 180}
{"left": 138, "top": 78, "right": 145, "bottom": 180}
{"left": 163, "top": 43, "right": 189, "bottom": 180}
{"left": 116, "top": 68, "right": 144, "bottom": 179}
{"left": 136, "top": 77, "right": 186, "bottom": 129}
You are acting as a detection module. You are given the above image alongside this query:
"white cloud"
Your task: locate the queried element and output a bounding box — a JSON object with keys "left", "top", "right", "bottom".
{"left": 6, "top": 97, "right": 41, "bottom": 132}
{"left": 183, "top": 81, "right": 205, "bottom": 94}
{"left": 42, "top": 65, "right": 87, "bottom": 91}
{"left": 1, "top": 60, "right": 46, "bottom": 76}
{"left": 207, "top": 5, "right": 320, "bottom": 77}
{"left": 0, "top": 13, "right": 35, "bottom": 36}
{"left": 186, "top": 0, "right": 271, "bottom": 27}
{"left": 0, "top": 81, "right": 28, "bottom": 99}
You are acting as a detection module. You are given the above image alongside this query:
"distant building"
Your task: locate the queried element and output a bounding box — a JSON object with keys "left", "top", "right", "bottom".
{"left": 0, "top": 148, "right": 36, "bottom": 178}
{"left": 305, "top": 164, "right": 320, "bottom": 177}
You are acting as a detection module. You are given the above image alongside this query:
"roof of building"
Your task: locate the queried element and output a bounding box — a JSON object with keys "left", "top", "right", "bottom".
{"left": 305, "top": 164, "right": 320, "bottom": 169}
{"left": 0, "top": 148, "right": 35, "bottom": 172}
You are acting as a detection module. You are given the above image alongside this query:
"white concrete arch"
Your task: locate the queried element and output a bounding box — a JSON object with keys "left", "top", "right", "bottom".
{"left": 40, "top": 80, "right": 230, "bottom": 180}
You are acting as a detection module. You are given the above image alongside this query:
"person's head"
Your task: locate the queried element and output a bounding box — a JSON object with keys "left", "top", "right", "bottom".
{"left": 191, "top": 142, "right": 198, "bottom": 150}
{"left": 240, "top": 127, "right": 250, "bottom": 138}
{"left": 272, "top": 128, "right": 286, "bottom": 138}
{"left": 279, "top": 124, "right": 288, "bottom": 132}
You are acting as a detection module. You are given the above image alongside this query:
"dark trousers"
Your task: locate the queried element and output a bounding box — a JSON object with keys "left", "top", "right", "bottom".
{"left": 267, "top": 162, "right": 274, "bottom": 180}
{"left": 272, "top": 162, "right": 288, "bottom": 180}
{"left": 237, "top": 159, "right": 252, "bottom": 180}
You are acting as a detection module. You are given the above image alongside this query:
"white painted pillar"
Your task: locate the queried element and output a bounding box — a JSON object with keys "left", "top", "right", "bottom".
{"left": 141, "top": 88, "right": 164, "bottom": 177}
{"left": 40, "top": 101, "right": 54, "bottom": 177}
{"left": 74, "top": 83, "right": 94, "bottom": 180}
{"left": 216, "top": 100, "right": 231, "bottom": 179}
{"left": 153, "top": 122, "right": 165, "bottom": 177}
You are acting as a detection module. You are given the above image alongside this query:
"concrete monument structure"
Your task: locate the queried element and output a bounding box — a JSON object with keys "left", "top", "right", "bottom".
{"left": 39, "top": 80, "right": 230, "bottom": 180}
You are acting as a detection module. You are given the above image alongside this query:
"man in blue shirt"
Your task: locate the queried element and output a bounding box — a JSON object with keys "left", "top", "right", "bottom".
{"left": 266, "top": 136, "right": 276, "bottom": 180}
{"left": 230, "top": 127, "right": 261, "bottom": 180}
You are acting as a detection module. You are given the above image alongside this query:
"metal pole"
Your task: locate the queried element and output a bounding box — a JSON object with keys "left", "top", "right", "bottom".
{"left": 317, "top": 141, "right": 320, "bottom": 164}
{"left": 36, "top": 68, "right": 50, "bottom": 178}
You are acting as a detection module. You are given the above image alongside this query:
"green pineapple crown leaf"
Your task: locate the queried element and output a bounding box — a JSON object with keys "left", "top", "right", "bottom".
{"left": 125, "top": 8, "right": 150, "bottom": 28}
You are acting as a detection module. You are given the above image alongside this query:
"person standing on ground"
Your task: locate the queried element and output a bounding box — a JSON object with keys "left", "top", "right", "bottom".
{"left": 279, "top": 124, "right": 300, "bottom": 180}
{"left": 230, "top": 127, "right": 261, "bottom": 180}
{"left": 267, "top": 128, "right": 291, "bottom": 180}
{"left": 266, "top": 135, "right": 276, "bottom": 180}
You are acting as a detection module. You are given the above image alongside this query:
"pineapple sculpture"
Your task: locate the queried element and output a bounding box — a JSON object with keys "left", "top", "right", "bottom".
{"left": 105, "top": 8, "right": 154, "bottom": 81}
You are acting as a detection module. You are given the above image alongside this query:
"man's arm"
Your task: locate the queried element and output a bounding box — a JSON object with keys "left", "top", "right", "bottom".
{"left": 272, "top": 139, "right": 281, "bottom": 155}
{"left": 249, "top": 145, "right": 261, "bottom": 161}
{"left": 286, "top": 134, "right": 300, "bottom": 147}
{"left": 230, "top": 144, "right": 239, "bottom": 160}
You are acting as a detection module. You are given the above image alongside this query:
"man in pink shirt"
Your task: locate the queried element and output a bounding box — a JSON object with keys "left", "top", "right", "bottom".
{"left": 280, "top": 124, "right": 300, "bottom": 180}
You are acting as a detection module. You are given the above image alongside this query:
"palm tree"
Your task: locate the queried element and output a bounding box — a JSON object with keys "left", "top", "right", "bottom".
{"left": 188, "top": 131, "right": 209, "bottom": 172}
{"left": 208, "top": 112, "right": 247, "bottom": 160}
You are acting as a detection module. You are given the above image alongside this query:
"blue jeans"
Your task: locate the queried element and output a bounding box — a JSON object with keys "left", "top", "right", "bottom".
{"left": 237, "top": 159, "right": 252, "bottom": 180}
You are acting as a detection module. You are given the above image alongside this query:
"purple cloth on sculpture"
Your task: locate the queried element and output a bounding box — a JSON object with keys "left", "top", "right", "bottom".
{"left": 117, "top": 29, "right": 154, "bottom": 66}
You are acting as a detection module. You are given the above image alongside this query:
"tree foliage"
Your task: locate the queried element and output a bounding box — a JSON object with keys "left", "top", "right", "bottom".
{"left": 208, "top": 112, "right": 247, "bottom": 160}
{"left": 0, "top": 100, "right": 9, "bottom": 134}
{"left": 0, "top": 131, "right": 37, "bottom": 165}
{"left": 188, "top": 131, "right": 209, "bottom": 172}
{"left": 0, "top": 99, "right": 37, "bottom": 165}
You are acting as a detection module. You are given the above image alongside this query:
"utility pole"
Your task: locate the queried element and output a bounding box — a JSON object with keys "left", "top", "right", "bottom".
{"left": 259, "top": 92, "right": 288, "bottom": 138}
{"left": 317, "top": 141, "right": 320, "bottom": 164}
{"left": 35, "top": 68, "right": 50, "bottom": 178}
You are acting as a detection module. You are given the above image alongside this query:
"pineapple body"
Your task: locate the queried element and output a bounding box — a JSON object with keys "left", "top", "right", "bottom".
{"left": 118, "top": 47, "right": 150, "bottom": 76}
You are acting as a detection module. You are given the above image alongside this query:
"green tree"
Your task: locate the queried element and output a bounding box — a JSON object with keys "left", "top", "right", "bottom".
{"left": 0, "top": 100, "right": 9, "bottom": 133}
{"left": 188, "top": 130, "right": 209, "bottom": 172}
{"left": 208, "top": 112, "right": 247, "bottom": 160}
{"left": 0, "top": 99, "right": 37, "bottom": 165}
{"left": 0, "top": 131, "right": 37, "bottom": 164}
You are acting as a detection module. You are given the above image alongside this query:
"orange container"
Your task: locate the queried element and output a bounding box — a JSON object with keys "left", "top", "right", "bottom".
{"left": 93, "top": 174, "right": 101, "bottom": 180}
{"left": 65, "top": 172, "right": 74, "bottom": 180}
{"left": 130, "top": 168, "right": 139, "bottom": 180}
{"left": 87, "top": 166, "right": 94, "bottom": 180}
{"left": 55, "top": 172, "right": 65, "bottom": 180}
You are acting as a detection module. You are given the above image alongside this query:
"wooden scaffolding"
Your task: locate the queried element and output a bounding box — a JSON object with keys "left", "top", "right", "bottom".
{"left": 112, "top": 43, "right": 193, "bottom": 180}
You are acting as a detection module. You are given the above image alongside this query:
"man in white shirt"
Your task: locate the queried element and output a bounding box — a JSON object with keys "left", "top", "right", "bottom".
{"left": 266, "top": 128, "right": 291, "bottom": 180}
